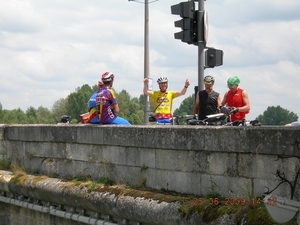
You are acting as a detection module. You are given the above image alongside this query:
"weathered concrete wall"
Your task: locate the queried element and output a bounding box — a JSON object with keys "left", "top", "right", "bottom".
{"left": 0, "top": 170, "right": 237, "bottom": 225}
{"left": 0, "top": 124, "right": 300, "bottom": 200}
{"left": 0, "top": 201, "right": 86, "bottom": 225}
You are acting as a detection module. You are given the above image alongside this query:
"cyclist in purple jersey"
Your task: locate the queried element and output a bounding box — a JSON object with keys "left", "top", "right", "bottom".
{"left": 94, "top": 72, "right": 130, "bottom": 125}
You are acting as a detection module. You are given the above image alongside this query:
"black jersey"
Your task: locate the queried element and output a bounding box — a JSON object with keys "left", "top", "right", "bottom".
{"left": 198, "top": 90, "right": 219, "bottom": 120}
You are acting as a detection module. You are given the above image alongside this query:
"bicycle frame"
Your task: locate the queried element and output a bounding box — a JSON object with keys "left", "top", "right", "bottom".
{"left": 148, "top": 113, "right": 195, "bottom": 125}
{"left": 187, "top": 113, "right": 227, "bottom": 126}
{"left": 187, "top": 113, "right": 261, "bottom": 127}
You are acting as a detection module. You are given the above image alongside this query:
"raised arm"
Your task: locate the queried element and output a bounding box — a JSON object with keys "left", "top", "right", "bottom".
{"left": 175, "top": 79, "right": 190, "bottom": 97}
{"left": 143, "top": 77, "right": 152, "bottom": 97}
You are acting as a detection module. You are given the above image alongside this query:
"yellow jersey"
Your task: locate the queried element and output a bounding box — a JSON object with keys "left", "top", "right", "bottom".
{"left": 150, "top": 91, "right": 177, "bottom": 119}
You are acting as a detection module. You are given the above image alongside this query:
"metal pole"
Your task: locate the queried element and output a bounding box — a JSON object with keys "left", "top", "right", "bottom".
{"left": 197, "top": 0, "right": 205, "bottom": 91}
{"left": 144, "top": 0, "right": 150, "bottom": 125}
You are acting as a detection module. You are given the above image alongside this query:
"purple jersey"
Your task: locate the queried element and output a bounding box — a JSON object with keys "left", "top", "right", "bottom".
{"left": 95, "top": 87, "right": 117, "bottom": 124}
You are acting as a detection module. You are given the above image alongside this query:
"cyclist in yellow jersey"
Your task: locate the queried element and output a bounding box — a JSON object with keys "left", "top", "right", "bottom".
{"left": 143, "top": 76, "right": 190, "bottom": 123}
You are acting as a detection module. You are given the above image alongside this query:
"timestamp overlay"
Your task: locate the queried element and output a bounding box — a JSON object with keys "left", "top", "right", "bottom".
{"left": 193, "top": 196, "right": 276, "bottom": 207}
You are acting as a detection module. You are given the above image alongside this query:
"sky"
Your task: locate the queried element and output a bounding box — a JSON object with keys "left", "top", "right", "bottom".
{"left": 0, "top": 0, "right": 300, "bottom": 120}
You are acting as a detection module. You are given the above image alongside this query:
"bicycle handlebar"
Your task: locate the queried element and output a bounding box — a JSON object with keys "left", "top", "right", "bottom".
{"left": 172, "top": 115, "right": 195, "bottom": 119}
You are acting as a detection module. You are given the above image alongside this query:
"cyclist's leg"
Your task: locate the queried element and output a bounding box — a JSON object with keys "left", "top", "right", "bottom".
{"left": 111, "top": 116, "right": 131, "bottom": 125}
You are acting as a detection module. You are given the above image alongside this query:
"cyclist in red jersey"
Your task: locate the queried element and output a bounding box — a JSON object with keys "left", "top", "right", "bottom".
{"left": 221, "top": 76, "right": 250, "bottom": 122}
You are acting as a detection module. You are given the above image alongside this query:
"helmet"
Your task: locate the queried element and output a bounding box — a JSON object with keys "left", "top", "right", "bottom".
{"left": 227, "top": 76, "right": 240, "bottom": 86}
{"left": 60, "top": 115, "right": 71, "bottom": 123}
{"left": 101, "top": 72, "right": 114, "bottom": 82}
{"left": 204, "top": 75, "right": 215, "bottom": 84}
{"left": 157, "top": 76, "right": 168, "bottom": 83}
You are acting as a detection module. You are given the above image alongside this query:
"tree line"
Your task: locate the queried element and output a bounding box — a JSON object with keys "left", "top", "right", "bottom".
{"left": 0, "top": 85, "right": 298, "bottom": 125}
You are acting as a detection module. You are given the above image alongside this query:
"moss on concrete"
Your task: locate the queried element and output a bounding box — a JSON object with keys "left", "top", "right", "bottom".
{"left": 10, "top": 172, "right": 28, "bottom": 185}
{"left": 32, "top": 175, "right": 49, "bottom": 185}
{"left": 244, "top": 207, "right": 276, "bottom": 225}
{"left": 4, "top": 171, "right": 295, "bottom": 225}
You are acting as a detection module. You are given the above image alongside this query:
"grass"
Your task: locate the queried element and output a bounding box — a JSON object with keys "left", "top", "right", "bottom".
{"left": 0, "top": 159, "right": 11, "bottom": 170}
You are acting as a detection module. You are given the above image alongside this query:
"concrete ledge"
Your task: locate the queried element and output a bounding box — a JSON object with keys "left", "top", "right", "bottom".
{"left": 0, "top": 170, "right": 211, "bottom": 225}
{"left": 2, "top": 124, "right": 299, "bottom": 155}
{"left": 0, "top": 125, "right": 300, "bottom": 199}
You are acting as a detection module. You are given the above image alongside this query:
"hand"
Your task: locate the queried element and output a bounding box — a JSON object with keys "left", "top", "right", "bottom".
{"left": 144, "top": 77, "right": 149, "bottom": 84}
{"left": 185, "top": 79, "right": 190, "bottom": 87}
{"left": 231, "top": 107, "right": 239, "bottom": 114}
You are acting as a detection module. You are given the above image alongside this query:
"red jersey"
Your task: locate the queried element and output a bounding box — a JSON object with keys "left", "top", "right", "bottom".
{"left": 226, "top": 88, "right": 249, "bottom": 121}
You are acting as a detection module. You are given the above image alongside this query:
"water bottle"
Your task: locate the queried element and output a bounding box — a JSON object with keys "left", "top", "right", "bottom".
{"left": 148, "top": 78, "right": 153, "bottom": 91}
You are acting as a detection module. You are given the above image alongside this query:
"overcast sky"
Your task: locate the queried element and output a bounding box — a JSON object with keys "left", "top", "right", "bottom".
{"left": 1, "top": 0, "right": 299, "bottom": 120}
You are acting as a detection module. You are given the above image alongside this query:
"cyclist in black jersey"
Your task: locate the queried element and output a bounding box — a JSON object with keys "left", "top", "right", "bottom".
{"left": 193, "top": 75, "right": 222, "bottom": 120}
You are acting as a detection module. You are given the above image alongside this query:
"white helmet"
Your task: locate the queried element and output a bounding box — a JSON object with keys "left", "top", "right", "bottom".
{"left": 101, "top": 72, "right": 114, "bottom": 82}
{"left": 157, "top": 76, "right": 168, "bottom": 83}
{"left": 204, "top": 75, "right": 215, "bottom": 84}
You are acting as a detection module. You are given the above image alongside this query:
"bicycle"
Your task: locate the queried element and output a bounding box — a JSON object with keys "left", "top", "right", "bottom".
{"left": 171, "top": 114, "right": 196, "bottom": 125}
{"left": 187, "top": 112, "right": 261, "bottom": 127}
{"left": 223, "top": 119, "right": 261, "bottom": 126}
{"left": 148, "top": 113, "right": 195, "bottom": 125}
{"left": 187, "top": 113, "right": 227, "bottom": 126}
{"left": 220, "top": 106, "right": 261, "bottom": 126}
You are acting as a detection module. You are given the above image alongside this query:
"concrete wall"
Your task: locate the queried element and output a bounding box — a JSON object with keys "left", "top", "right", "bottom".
{"left": 0, "top": 124, "right": 300, "bottom": 200}
{"left": 0, "top": 201, "right": 86, "bottom": 225}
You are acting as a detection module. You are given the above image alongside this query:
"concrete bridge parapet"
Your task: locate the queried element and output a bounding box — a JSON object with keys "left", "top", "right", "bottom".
{"left": 0, "top": 124, "right": 299, "bottom": 199}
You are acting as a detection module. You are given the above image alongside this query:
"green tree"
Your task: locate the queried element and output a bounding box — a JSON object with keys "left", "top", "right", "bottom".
{"left": 51, "top": 98, "right": 68, "bottom": 123}
{"left": 24, "top": 106, "right": 55, "bottom": 124}
{"left": 168, "top": 95, "right": 195, "bottom": 125}
{"left": 66, "top": 84, "right": 94, "bottom": 122}
{"left": 116, "top": 89, "right": 131, "bottom": 118}
{"left": 0, "top": 108, "right": 27, "bottom": 124}
{"left": 0, "top": 108, "right": 2, "bottom": 122}
{"left": 256, "top": 105, "right": 298, "bottom": 125}
{"left": 173, "top": 94, "right": 195, "bottom": 117}
{"left": 127, "top": 97, "right": 143, "bottom": 125}
{"left": 25, "top": 107, "right": 38, "bottom": 124}
{"left": 115, "top": 90, "right": 144, "bottom": 124}
{"left": 36, "top": 106, "right": 56, "bottom": 124}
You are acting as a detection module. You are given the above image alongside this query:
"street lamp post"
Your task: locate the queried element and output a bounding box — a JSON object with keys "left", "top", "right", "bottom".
{"left": 144, "top": 0, "right": 150, "bottom": 125}
{"left": 128, "top": 0, "right": 158, "bottom": 125}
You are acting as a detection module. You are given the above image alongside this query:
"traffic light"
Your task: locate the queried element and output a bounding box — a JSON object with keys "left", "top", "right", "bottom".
{"left": 205, "top": 47, "right": 223, "bottom": 68}
{"left": 171, "top": 1, "right": 197, "bottom": 44}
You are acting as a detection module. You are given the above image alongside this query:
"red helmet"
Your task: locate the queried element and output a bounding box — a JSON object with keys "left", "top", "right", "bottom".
{"left": 101, "top": 72, "right": 114, "bottom": 82}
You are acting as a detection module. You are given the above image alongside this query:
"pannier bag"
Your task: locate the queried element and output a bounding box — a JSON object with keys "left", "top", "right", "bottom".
{"left": 80, "top": 112, "right": 90, "bottom": 124}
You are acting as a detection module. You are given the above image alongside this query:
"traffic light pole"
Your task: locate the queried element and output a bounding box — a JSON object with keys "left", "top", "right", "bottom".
{"left": 171, "top": 0, "right": 223, "bottom": 100}
{"left": 197, "top": 0, "right": 205, "bottom": 92}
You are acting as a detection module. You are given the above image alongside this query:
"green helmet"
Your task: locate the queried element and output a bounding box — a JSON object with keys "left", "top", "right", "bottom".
{"left": 227, "top": 76, "right": 240, "bottom": 86}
